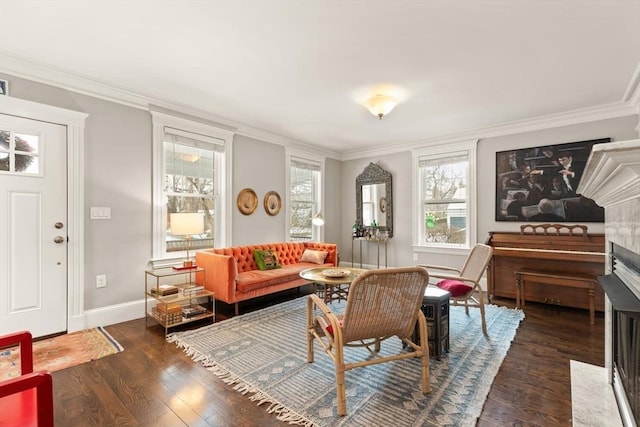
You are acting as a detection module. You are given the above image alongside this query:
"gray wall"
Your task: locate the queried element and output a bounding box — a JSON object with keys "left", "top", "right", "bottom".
{"left": 1, "top": 73, "right": 152, "bottom": 311}
{"left": 477, "top": 116, "right": 639, "bottom": 240}
{"left": 323, "top": 157, "right": 342, "bottom": 246}
{"left": 232, "top": 135, "right": 286, "bottom": 245}
{"left": 341, "top": 115, "right": 639, "bottom": 271}
{"left": 340, "top": 152, "right": 411, "bottom": 268}
{"left": 0, "top": 72, "right": 344, "bottom": 312}
{"left": 2, "top": 71, "right": 638, "bottom": 314}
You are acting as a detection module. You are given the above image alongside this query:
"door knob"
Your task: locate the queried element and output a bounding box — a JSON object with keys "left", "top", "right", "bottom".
{"left": 55, "top": 222, "right": 64, "bottom": 229}
{"left": 54, "top": 236, "right": 65, "bottom": 244}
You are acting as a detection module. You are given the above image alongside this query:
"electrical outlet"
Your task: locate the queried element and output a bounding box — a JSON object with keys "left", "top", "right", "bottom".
{"left": 413, "top": 253, "right": 418, "bottom": 261}
{"left": 96, "top": 274, "right": 107, "bottom": 288}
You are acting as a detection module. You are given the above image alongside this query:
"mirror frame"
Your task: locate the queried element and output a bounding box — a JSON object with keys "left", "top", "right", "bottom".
{"left": 356, "top": 162, "right": 393, "bottom": 237}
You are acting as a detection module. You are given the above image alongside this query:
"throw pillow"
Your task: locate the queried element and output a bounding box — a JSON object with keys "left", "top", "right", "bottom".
{"left": 254, "top": 249, "right": 281, "bottom": 270}
{"left": 324, "top": 318, "right": 344, "bottom": 336}
{"left": 437, "top": 279, "right": 473, "bottom": 297}
{"left": 300, "top": 249, "right": 329, "bottom": 264}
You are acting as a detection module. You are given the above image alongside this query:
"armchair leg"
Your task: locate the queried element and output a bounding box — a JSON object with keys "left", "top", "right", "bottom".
{"left": 306, "top": 298, "right": 315, "bottom": 363}
{"left": 478, "top": 292, "right": 488, "bottom": 335}
{"left": 336, "top": 366, "right": 347, "bottom": 416}
{"left": 417, "top": 313, "right": 431, "bottom": 394}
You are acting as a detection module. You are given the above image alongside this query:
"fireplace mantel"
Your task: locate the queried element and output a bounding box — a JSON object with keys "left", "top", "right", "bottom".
{"left": 578, "top": 139, "right": 640, "bottom": 207}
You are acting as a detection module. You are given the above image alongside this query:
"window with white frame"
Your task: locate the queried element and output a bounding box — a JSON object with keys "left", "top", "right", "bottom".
{"left": 151, "top": 112, "right": 233, "bottom": 261}
{"left": 288, "top": 155, "right": 323, "bottom": 241}
{"left": 413, "top": 140, "right": 477, "bottom": 249}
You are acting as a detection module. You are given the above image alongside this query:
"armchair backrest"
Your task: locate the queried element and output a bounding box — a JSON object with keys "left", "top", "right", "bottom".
{"left": 341, "top": 267, "right": 429, "bottom": 343}
{"left": 459, "top": 244, "right": 493, "bottom": 283}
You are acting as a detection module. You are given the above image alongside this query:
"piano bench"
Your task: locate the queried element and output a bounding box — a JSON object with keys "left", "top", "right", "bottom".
{"left": 515, "top": 269, "right": 597, "bottom": 325}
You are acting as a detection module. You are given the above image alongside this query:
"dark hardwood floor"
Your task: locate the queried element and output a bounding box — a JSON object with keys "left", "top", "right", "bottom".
{"left": 51, "top": 286, "right": 604, "bottom": 426}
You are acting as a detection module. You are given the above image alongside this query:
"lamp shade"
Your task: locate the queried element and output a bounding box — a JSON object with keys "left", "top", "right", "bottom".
{"left": 170, "top": 212, "right": 204, "bottom": 236}
{"left": 364, "top": 94, "right": 398, "bottom": 119}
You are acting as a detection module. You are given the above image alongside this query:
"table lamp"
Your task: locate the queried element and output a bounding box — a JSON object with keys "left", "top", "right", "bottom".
{"left": 170, "top": 212, "right": 204, "bottom": 267}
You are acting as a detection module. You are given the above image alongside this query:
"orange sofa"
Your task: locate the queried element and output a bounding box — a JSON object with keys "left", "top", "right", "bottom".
{"left": 196, "top": 242, "right": 338, "bottom": 315}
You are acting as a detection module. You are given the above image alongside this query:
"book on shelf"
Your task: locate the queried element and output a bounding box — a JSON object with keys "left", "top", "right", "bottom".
{"left": 182, "top": 284, "right": 204, "bottom": 295}
{"left": 182, "top": 304, "right": 207, "bottom": 318}
{"left": 150, "top": 285, "right": 179, "bottom": 296}
{"left": 156, "top": 302, "right": 182, "bottom": 314}
{"left": 172, "top": 264, "right": 198, "bottom": 271}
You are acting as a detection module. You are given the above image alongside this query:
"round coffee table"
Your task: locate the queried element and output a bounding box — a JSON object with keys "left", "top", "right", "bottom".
{"left": 299, "top": 267, "right": 366, "bottom": 303}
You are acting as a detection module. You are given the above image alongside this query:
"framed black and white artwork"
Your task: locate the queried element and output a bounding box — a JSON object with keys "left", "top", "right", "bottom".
{"left": 495, "top": 138, "right": 610, "bottom": 222}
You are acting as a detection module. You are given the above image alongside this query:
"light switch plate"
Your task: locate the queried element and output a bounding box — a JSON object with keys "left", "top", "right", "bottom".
{"left": 90, "top": 207, "right": 111, "bottom": 219}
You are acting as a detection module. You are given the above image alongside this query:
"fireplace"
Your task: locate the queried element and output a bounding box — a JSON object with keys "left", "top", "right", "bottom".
{"left": 576, "top": 138, "right": 640, "bottom": 427}
{"left": 600, "top": 243, "right": 640, "bottom": 426}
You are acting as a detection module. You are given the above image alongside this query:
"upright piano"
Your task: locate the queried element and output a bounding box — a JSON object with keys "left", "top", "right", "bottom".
{"left": 486, "top": 224, "right": 606, "bottom": 312}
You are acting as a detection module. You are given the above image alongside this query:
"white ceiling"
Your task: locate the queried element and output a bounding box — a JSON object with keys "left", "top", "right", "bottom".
{"left": 1, "top": 1, "right": 639, "bottom": 156}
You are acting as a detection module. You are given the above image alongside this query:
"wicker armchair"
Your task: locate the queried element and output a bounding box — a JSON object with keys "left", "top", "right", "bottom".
{"left": 306, "top": 266, "right": 431, "bottom": 416}
{"left": 419, "top": 243, "right": 493, "bottom": 334}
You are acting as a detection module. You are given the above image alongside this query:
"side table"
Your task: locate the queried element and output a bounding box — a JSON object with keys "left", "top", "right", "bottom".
{"left": 411, "top": 286, "right": 450, "bottom": 359}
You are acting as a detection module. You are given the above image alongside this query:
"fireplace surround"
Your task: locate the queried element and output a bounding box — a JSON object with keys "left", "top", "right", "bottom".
{"left": 600, "top": 243, "right": 640, "bottom": 425}
{"left": 577, "top": 138, "right": 640, "bottom": 426}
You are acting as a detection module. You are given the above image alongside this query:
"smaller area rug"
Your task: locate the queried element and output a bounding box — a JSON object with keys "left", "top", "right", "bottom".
{"left": 0, "top": 326, "right": 123, "bottom": 380}
{"left": 169, "top": 296, "right": 524, "bottom": 426}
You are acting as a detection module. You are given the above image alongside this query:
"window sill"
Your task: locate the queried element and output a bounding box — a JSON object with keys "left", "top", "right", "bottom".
{"left": 411, "top": 245, "right": 471, "bottom": 256}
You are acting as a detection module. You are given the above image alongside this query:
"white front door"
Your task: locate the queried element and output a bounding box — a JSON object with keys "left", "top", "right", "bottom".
{"left": 0, "top": 114, "right": 67, "bottom": 338}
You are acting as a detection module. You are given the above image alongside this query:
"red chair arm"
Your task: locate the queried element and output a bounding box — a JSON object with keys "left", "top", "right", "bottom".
{"left": 0, "top": 371, "right": 54, "bottom": 427}
{"left": 0, "top": 331, "right": 33, "bottom": 375}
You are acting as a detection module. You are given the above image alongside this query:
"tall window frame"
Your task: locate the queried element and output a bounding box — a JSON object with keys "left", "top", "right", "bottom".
{"left": 151, "top": 111, "right": 233, "bottom": 264}
{"left": 412, "top": 139, "right": 478, "bottom": 253}
{"left": 286, "top": 149, "right": 324, "bottom": 242}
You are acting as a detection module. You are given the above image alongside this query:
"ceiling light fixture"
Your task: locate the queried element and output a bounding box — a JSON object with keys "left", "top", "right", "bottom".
{"left": 363, "top": 94, "right": 398, "bottom": 120}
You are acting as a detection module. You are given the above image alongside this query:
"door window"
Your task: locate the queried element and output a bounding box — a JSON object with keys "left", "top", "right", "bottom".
{"left": 0, "top": 130, "right": 40, "bottom": 174}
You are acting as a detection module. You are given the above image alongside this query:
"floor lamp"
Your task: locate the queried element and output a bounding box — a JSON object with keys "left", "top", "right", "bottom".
{"left": 170, "top": 212, "right": 204, "bottom": 268}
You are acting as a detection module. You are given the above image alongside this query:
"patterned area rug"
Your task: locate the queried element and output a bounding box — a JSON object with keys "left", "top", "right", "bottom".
{"left": 169, "top": 296, "right": 524, "bottom": 426}
{"left": 0, "top": 326, "right": 123, "bottom": 380}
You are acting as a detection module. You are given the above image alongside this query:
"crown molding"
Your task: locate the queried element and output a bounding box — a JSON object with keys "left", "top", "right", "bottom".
{"left": 2, "top": 51, "right": 638, "bottom": 162}
{"left": 342, "top": 101, "right": 637, "bottom": 161}
{"left": 577, "top": 139, "right": 640, "bottom": 207}
{"left": 0, "top": 51, "right": 152, "bottom": 110}
{"left": 0, "top": 51, "right": 342, "bottom": 160}
{"left": 623, "top": 61, "right": 640, "bottom": 111}
{"left": 234, "top": 126, "right": 341, "bottom": 160}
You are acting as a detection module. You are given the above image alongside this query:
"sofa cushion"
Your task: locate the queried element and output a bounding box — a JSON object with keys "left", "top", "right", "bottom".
{"left": 254, "top": 249, "right": 281, "bottom": 270}
{"left": 300, "top": 249, "right": 328, "bottom": 264}
{"left": 236, "top": 266, "right": 304, "bottom": 293}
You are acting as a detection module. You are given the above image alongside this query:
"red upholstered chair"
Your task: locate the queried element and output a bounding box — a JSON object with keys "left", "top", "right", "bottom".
{"left": 0, "top": 331, "right": 54, "bottom": 427}
{"left": 419, "top": 244, "right": 493, "bottom": 334}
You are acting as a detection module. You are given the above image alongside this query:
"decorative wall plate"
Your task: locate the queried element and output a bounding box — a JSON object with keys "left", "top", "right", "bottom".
{"left": 264, "top": 191, "right": 282, "bottom": 216}
{"left": 237, "top": 188, "right": 258, "bottom": 215}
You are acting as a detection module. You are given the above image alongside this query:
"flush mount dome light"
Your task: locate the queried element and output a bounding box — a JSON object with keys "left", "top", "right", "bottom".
{"left": 363, "top": 94, "right": 398, "bottom": 120}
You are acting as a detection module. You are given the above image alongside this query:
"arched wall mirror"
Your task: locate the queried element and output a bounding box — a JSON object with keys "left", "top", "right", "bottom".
{"left": 356, "top": 162, "right": 393, "bottom": 237}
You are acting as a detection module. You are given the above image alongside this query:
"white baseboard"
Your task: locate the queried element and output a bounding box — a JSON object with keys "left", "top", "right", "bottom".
{"left": 68, "top": 299, "right": 145, "bottom": 332}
